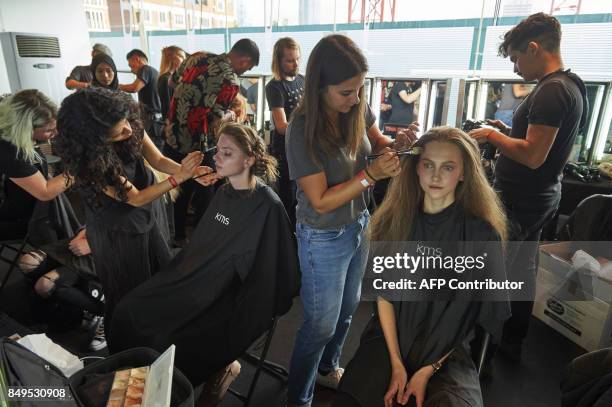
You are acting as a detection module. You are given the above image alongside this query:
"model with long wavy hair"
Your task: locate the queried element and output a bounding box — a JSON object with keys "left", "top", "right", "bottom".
{"left": 336, "top": 126, "right": 510, "bottom": 407}
{"left": 370, "top": 126, "right": 508, "bottom": 243}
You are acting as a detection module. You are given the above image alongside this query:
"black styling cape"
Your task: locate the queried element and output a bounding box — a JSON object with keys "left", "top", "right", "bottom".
{"left": 393, "top": 202, "right": 511, "bottom": 371}
{"left": 110, "top": 181, "right": 300, "bottom": 384}
{"left": 82, "top": 158, "right": 174, "bottom": 339}
{"left": 339, "top": 203, "right": 511, "bottom": 407}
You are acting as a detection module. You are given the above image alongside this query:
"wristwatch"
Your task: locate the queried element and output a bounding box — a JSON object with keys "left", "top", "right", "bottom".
{"left": 359, "top": 170, "right": 373, "bottom": 188}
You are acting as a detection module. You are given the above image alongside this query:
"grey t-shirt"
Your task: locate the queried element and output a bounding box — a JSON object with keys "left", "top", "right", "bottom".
{"left": 286, "top": 104, "right": 376, "bottom": 229}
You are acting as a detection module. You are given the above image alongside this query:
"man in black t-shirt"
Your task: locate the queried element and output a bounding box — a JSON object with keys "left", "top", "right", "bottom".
{"left": 265, "top": 37, "right": 305, "bottom": 225}
{"left": 120, "top": 49, "right": 164, "bottom": 148}
{"left": 469, "top": 13, "right": 587, "bottom": 362}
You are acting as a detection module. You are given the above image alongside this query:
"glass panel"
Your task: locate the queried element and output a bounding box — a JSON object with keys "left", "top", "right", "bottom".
{"left": 431, "top": 81, "right": 448, "bottom": 128}
{"left": 377, "top": 79, "right": 423, "bottom": 137}
{"left": 237, "top": 76, "right": 260, "bottom": 128}
{"left": 483, "top": 82, "right": 535, "bottom": 126}
{"left": 576, "top": 84, "right": 605, "bottom": 163}
{"left": 461, "top": 81, "right": 478, "bottom": 125}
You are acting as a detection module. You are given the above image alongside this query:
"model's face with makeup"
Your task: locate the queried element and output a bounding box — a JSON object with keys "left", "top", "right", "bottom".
{"left": 213, "top": 134, "right": 252, "bottom": 178}
{"left": 417, "top": 141, "right": 464, "bottom": 206}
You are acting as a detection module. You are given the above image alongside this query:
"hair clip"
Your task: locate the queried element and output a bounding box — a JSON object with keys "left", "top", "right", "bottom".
{"left": 365, "top": 146, "right": 422, "bottom": 161}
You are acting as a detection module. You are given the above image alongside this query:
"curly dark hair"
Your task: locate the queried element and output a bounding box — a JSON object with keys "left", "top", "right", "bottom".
{"left": 499, "top": 12, "right": 562, "bottom": 57}
{"left": 55, "top": 87, "right": 145, "bottom": 207}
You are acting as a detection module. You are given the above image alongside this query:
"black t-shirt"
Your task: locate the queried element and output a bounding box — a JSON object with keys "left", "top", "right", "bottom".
{"left": 265, "top": 75, "right": 305, "bottom": 135}
{"left": 494, "top": 70, "right": 586, "bottom": 202}
{"left": 157, "top": 71, "right": 173, "bottom": 119}
{"left": 137, "top": 65, "right": 162, "bottom": 114}
{"left": 388, "top": 81, "right": 414, "bottom": 125}
{"left": 0, "top": 139, "right": 43, "bottom": 220}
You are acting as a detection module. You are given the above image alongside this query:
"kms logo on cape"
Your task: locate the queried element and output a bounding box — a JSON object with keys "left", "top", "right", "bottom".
{"left": 215, "top": 212, "right": 230, "bottom": 226}
{"left": 416, "top": 242, "right": 442, "bottom": 256}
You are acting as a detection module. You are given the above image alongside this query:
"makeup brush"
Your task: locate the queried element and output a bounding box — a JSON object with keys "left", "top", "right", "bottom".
{"left": 365, "top": 146, "right": 422, "bottom": 160}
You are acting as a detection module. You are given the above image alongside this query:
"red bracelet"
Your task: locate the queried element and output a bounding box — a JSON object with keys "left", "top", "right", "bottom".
{"left": 167, "top": 176, "right": 178, "bottom": 189}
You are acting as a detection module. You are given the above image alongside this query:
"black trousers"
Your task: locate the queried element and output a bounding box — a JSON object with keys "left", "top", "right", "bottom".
{"left": 271, "top": 135, "right": 296, "bottom": 226}
{"left": 499, "top": 190, "right": 560, "bottom": 345}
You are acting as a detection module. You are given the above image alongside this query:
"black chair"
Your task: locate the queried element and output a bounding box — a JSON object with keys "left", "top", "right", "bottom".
{"left": 0, "top": 233, "right": 30, "bottom": 295}
{"left": 228, "top": 315, "right": 288, "bottom": 407}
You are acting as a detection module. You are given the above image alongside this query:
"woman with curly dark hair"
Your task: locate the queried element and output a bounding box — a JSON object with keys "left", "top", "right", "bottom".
{"left": 55, "top": 87, "right": 219, "bottom": 343}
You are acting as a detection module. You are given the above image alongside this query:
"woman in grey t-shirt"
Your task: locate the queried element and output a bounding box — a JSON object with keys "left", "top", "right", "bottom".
{"left": 285, "top": 34, "right": 411, "bottom": 407}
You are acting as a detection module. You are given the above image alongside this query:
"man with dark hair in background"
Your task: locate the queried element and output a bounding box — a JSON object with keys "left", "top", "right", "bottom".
{"left": 469, "top": 12, "right": 588, "bottom": 368}
{"left": 265, "top": 37, "right": 304, "bottom": 225}
{"left": 163, "top": 38, "right": 259, "bottom": 246}
{"left": 120, "top": 49, "right": 164, "bottom": 149}
{"left": 65, "top": 43, "right": 113, "bottom": 90}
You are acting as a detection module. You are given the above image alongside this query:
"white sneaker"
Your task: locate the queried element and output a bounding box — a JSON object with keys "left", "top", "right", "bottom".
{"left": 315, "top": 367, "right": 344, "bottom": 390}
{"left": 89, "top": 316, "right": 107, "bottom": 351}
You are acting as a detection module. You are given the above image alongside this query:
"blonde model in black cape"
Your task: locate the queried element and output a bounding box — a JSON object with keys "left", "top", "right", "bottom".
{"left": 336, "top": 127, "right": 511, "bottom": 407}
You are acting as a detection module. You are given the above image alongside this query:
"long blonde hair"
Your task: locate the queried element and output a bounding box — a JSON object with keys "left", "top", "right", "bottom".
{"left": 369, "top": 126, "right": 508, "bottom": 242}
{"left": 159, "top": 46, "right": 186, "bottom": 76}
{"left": 271, "top": 37, "right": 300, "bottom": 81}
{"left": 293, "top": 34, "right": 367, "bottom": 163}
{"left": 0, "top": 89, "right": 56, "bottom": 164}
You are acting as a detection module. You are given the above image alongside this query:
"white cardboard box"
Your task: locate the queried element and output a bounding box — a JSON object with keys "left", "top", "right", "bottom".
{"left": 533, "top": 242, "right": 612, "bottom": 351}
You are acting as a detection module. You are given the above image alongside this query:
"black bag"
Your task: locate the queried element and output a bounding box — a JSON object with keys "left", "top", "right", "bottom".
{"left": 0, "top": 337, "right": 80, "bottom": 406}
{"left": 69, "top": 347, "right": 194, "bottom": 407}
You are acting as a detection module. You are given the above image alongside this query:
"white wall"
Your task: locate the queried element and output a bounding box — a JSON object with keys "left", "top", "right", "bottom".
{"left": 0, "top": 0, "right": 91, "bottom": 100}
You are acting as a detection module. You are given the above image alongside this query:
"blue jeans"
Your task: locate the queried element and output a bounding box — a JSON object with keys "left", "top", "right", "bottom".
{"left": 287, "top": 211, "right": 370, "bottom": 407}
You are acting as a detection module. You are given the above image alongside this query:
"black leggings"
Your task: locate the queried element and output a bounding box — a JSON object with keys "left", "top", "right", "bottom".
{"left": 24, "top": 256, "right": 104, "bottom": 316}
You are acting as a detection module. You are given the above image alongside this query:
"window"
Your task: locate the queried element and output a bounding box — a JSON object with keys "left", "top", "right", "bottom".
{"left": 175, "top": 13, "right": 184, "bottom": 25}
{"left": 86, "top": 11, "right": 92, "bottom": 28}
{"left": 144, "top": 9, "right": 151, "bottom": 23}
{"left": 217, "top": 0, "right": 224, "bottom": 12}
{"left": 159, "top": 11, "right": 167, "bottom": 23}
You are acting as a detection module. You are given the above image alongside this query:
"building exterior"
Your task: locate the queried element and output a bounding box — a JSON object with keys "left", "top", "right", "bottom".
{"left": 86, "top": 0, "right": 235, "bottom": 32}
{"left": 83, "top": 0, "right": 111, "bottom": 31}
